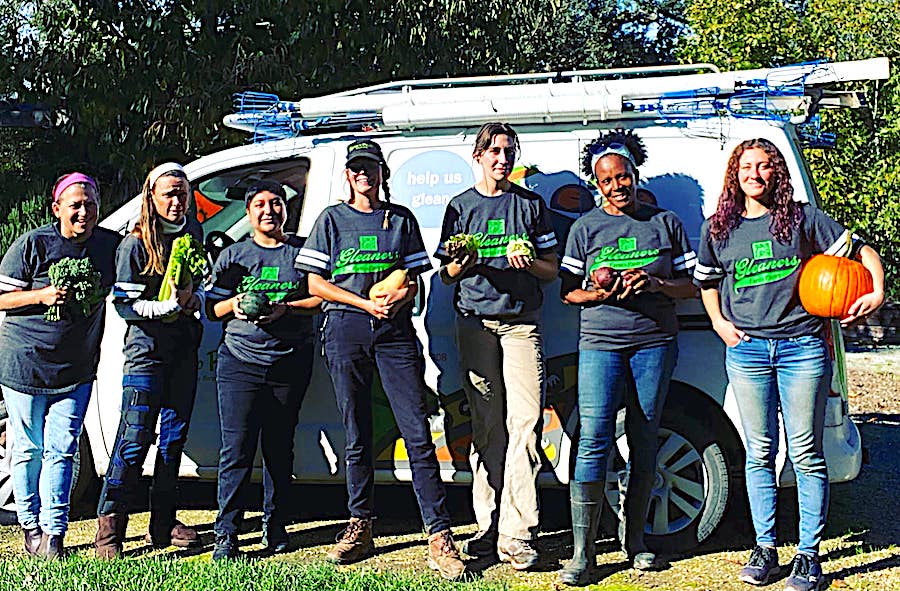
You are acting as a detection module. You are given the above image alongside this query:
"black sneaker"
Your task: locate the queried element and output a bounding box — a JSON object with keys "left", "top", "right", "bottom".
{"left": 263, "top": 523, "right": 291, "bottom": 554}
{"left": 460, "top": 530, "right": 497, "bottom": 558}
{"left": 212, "top": 534, "right": 240, "bottom": 561}
{"left": 784, "top": 553, "right": 825, "bottom": 591}
{"left": 739, "top": 545, "right": 780, "bottom": 585}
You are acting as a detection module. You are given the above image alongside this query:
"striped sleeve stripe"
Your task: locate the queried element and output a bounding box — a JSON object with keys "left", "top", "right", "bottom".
{"left": 435, "top": 243, "right": 448, "bottom": 257}
{"left": 692, "top": 264, "right": 723, "bottom": 281}
{"left": 113, "top": 282, "right": 145, "bottom": 299}
{"left": 403, "top": 252, "right": 431, "bottom": 265}
{"left": 0, "top": 275, "right": 29, "bottom": 292}
{"left": 561, "top": 256, "right": 586, "bottom": 275}
{"left": 207, "top": 286, "right": 233, "bottom": 300}
{"left": 298, "top": 248, "right": 330, "bottom": 263}
{"left": 823, "top": 230, "right": 854, "bottom": 257}
{"left": 295, "top": 250, "right": 328, "bottom": 271}
{"left": 535, "top": 233, "right": 558, "bottom": 248}
{"left": 673, "top": 251, "right": 698, "bottom": 271}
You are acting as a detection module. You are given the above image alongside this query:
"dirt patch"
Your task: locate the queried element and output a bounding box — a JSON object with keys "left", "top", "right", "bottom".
{"left": 0, "top": 351, "right": 897, "bottom": 590}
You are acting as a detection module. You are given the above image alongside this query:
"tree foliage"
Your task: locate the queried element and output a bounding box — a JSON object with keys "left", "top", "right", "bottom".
{"left": 680, "top": 0, "right": 900, "bottom": 298}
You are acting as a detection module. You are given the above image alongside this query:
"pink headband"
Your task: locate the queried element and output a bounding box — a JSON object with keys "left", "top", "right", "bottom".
{"left": 53, "top": 173, "right": 98, "bottom": 203}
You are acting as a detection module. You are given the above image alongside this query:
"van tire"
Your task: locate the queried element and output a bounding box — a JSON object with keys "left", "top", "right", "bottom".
{"left": 0, "top": 399, "right": 99, "bottom": 525}
{"left": 601, "top": 383, "right": 745, "bottom": 554}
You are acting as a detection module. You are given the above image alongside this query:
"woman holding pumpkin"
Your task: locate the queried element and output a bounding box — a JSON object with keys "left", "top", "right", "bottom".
{"left": 694, "top": 138, "right": 884, "bottom": 591}
{"left": 294, "top": 140, "right": 464, "bottom": 580}
{"left": 205, "top": 180, "right": 322, "bottom": 560}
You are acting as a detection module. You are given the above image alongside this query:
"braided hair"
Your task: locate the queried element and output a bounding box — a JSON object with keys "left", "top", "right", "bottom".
{"left": 580, "top": 128, "right": 648, "bottom": 179}
{"left": 380, "top": 163, "right": 392, "bottom": 229}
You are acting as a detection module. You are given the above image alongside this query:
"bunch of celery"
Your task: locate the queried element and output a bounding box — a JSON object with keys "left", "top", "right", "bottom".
{"left": 158, "top": 235, "right": 206, "bottom": 301}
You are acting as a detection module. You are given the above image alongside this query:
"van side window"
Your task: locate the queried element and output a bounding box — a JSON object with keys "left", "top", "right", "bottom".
{"left": 193, "top": 158, "right": 311, "bottom": 237}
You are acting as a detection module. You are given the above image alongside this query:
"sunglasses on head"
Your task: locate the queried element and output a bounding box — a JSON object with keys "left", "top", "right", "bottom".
{"left": 588, "top": 141, "right": 627, "bottom": 155}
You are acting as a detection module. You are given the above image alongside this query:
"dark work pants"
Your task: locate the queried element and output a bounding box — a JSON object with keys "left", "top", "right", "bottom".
{"left": 322, "top": 309, "right": 451, "bottom": 535}
{"left": 97, "top": 352, "right": 199, "bottom": 521}
{"left": 214, "top": 343, "right": 313, "bottom": 537}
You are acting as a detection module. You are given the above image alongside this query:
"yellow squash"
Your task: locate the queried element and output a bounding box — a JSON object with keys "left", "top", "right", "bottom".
{"left": 369, "top": 269, "right": 409, "bottom": 300}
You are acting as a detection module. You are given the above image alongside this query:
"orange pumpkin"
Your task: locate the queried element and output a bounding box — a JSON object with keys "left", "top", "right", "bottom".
{"left": 798, "top": 254, "right": 873, "bottom": 318}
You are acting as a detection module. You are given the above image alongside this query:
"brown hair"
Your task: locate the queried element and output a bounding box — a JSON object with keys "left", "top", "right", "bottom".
{"left": 709, "top": 138, "right": 803, "bottom": 244}
{"left": 472, "top": 122, "right": 521, "bottom": 159}
{"left": 133, "top": 169, "right": 191, "bottom": 275}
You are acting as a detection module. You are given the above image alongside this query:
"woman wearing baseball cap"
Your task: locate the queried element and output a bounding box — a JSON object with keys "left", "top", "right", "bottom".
{"left": 295, "top": 139, "right": 465, "bottom": 580}
{"left": 0, "top": 172, "right": 120, "bottom": 558}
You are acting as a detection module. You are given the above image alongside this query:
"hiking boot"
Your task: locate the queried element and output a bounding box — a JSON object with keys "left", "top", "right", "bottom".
{"left": 497, "top": 534, "right": 539, "bottom": 571}
{"left": 427, "top": 529, "right": 466, "bottom": 580}
{"left": 212, "top": 534, "right": 240, "bottom": 561}
{"left": 95, "top": 514, "right": 128, "bottom": 559}
{"left": 739, "top": 545, "right": 781, "bottom": 585}
{"left": 784, "top": 553, "right": 825, "bottom": 591}
{"left": 263, "top": 522, "right": 291, "bottom": 554}
{"left": 37, "top": 533, "right": 65, "bottom": 559}
{"left": 632, "top": 551, "right": 669, "bottom": 571}
{"left": 460, "top": 529, "right": 497, "bottom": 558}
{"left": 145, "top": 520, "right": 200, "bottom": 548}
{"left": 23, "top": 526, "right": 42, "bottom": 557}
{"left": 325, "top": 517, "right": 375, "bottom": 564}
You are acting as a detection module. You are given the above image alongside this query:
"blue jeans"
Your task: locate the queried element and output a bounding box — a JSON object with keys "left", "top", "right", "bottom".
{"left": 574, "top": 341, "right": 677, "bottom": 554}
{"left": 97, "top": 356, "right": 198, "bottom": 520}
{"left": 2, "top": 382, "right": 92, "bottom": 535}
{"left": 725, "top": 335, "right": 830, "bottom": 555}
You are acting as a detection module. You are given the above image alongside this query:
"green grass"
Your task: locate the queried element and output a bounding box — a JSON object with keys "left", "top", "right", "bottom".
{"left": 0, "top": 556, "right": 509, "bottom": 591}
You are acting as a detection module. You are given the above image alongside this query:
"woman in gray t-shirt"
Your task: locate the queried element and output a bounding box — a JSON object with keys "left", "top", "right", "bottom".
{"left": 695, "top": 138, "right": 884, "bottom": 590}
{"left": 558, "top": 130, "right": 697, "bottom": 585}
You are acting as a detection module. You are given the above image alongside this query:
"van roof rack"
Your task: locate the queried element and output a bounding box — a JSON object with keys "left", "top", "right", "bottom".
{"left": 224, "top": 58, "right": 889, "bottom": 141}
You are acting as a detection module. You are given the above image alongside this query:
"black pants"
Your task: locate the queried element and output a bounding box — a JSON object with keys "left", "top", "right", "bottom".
{"left": 322, "top": 310, "right": 451, "bottom": 535}
{"left": 214, "top": 343, "right": 313, "bottom": 537}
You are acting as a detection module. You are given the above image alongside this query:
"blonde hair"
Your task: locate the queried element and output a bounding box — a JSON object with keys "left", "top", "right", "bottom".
{"left": 133, "top": 169, "right": 190, "bottom": 275}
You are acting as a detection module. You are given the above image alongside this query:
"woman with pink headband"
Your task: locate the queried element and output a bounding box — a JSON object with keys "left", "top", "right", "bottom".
{"left": 0, "top": 172, "right": 120, "bottom": 558}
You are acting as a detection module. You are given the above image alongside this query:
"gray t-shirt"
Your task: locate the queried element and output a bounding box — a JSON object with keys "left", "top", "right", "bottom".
{"left": 114, "top": 219, "right": 203, "bottom": 374}
{"left": 0, "top": 223, "right": 120, "bottom": 394}
{"left": 694, "top": 204, "right": 860, "bottom": 339}
{"left": 560, "top": 204, "right": 696, "bottom": 350}
{"left": 295, "top": 202, "right": 432, "bottom": 314}
{"left": 208, "top": 235, "right": 314, "bottom": 365}
{"left": 435, "top": 186, "right": 558, "bottom": 318}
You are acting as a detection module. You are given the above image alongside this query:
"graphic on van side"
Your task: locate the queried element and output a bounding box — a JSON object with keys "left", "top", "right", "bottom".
{"left": 237, "top": 266, "right": 300, "bottom": 301}
{"left": 333, "top": 236, "right": 400, "bottom": 276}
{"left": 589, "top": 237, "right": 661, "bottom": 271}
{"left": 733, "top": 240, "right": 801, "bottom": 293}
{"left": 391, "top": 150, "right": 475, "bottom": 228}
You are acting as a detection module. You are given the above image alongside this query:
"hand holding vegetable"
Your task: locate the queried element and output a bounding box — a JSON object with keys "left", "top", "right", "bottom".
{"left": 36, "top": 285, "right": 68, "bottom": 307}
{"left": 506, "top": 238, "right": 535, "bottom": 270}
{"left": 44, "top": 257, "right": 104, "bottom": 321}
{"left": 158, "top": 235, "right": 206, "bottom": 302}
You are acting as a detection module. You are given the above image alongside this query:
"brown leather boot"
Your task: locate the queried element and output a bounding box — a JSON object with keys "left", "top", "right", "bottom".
{"left": 325, "top": 517, "right": 375, "bottom": 564}
{"left": 427, "top": 529, "right": 466, "bottom": 580}
{"left": 95, "top": 514, "right": 128, "bottom": 559}
{"left": 23, "top": 526, "right": 42, "bottom": 557}
{"left": 37, "top": 533, "right": 65, "bottom": 559}
{"left": 145, "top": 520, "right": 200, "bottom": 548}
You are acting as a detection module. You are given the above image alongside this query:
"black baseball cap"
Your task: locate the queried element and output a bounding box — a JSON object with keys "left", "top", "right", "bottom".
{"left": 345, "top": 140, "right": 385, "bottom": 167}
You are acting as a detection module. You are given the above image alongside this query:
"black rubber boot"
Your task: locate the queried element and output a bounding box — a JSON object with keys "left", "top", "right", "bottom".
{"left": 558, "top": 481, "right": 604, "bottom": 586}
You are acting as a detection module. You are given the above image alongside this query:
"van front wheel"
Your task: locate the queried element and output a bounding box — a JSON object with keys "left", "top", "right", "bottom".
{"left": 602, "top": 385, "right": 745, "bottom": 554}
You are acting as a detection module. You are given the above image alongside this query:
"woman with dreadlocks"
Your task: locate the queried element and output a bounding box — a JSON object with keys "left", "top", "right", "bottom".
{"left": 558, "top": 129, "right": 697, "bottom": 585}
{"left": 694, "top": 139, "right": 884, "bottom": 591}
{"left": 294, "top": 140, "right": 465, "bottom": 580}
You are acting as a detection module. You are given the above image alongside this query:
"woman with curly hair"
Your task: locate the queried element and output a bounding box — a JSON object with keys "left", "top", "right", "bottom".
{"left": 694, "top": 139, "right": 884, "bottom": 591}
{"left": 557, "top": 129, "right": 697, "bottom": 585}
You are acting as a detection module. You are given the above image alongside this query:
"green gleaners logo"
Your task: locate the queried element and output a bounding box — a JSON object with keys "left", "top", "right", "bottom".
{"left": 238, "top": 267, "right": 299, "bottom": 302}
{"left": 487, "top": 219, "right": 506, "bottom": 236}
{"left": 359, "top": 235, "right": 378, "bottom": 251}
{"left": 752, "top": 240, "right": 774, "bottom": 260}
{"left": 260, "top": 266, "right": 279, "bottom": 281}
{"left": 733, "top": 240, "right": 801, "bottom": 292}
{"left": 618, "top": 237, "right": 637, "bottom": 252}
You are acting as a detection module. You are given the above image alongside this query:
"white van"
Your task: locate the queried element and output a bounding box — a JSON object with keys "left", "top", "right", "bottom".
{"left": 0, "top": 58, "right": 887, "bottom": 552}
